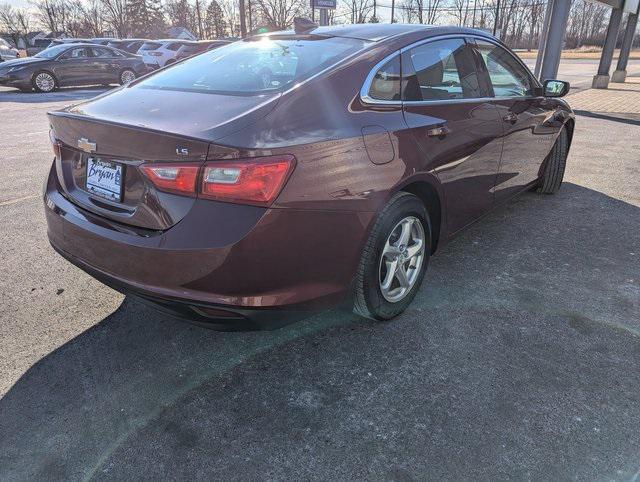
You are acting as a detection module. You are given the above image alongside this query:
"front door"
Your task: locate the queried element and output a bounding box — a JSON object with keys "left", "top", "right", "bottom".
{"left": 471, "top": 39, "right": 560, "bottom": 202}
{"left": 55, "top": 47, "right": 93, "bottom": 86}
{"left": 401, "top": 37, "right": 504, "bottom": 235}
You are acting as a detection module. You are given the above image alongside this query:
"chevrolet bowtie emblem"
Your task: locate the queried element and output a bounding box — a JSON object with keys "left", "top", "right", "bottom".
{"left": 77, "top": 138, "right": 96, "bottom": 153}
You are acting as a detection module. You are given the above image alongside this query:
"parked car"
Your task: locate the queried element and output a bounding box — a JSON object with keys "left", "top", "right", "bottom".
{"left": 26, "top": 38, "right": 53, "bottom": 57}
{"left": 44, "top": 24, "right": 574, "bottom": 328}
{"left": 120, "top": 39, "right": 149, "bottom": 54}
{"left": 174, "top": 40, "right": 231, "bottom": 61}
{"left": 48, "top": 38, "right": 89, "bottom": 48}
{"left": 138, "top": 39, "right": 195, "bottom": 68}
{"left": 0, "top": 38, "right": 19, "bottom": 62}
{"left": 0, "top": 43, "right": 147, "bottom": 92}
{"left": 89, "top": 38, "right": 117, "bottom": 45}
{"left": 107, "top": 39, "right": 149, "bottom": 54}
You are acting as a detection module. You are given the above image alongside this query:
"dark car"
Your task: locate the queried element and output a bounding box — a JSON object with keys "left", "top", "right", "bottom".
{"left": 108, "top": 39, "right": 149, "bottom": 54}
{"left": 44, "top": 24, "right": 574, "bottom": 328}
{"left": 0, "top": 43, "right": 147, "bottom": 92}
{"left": 174, "top": 40, "right": 231, "bottom": 61}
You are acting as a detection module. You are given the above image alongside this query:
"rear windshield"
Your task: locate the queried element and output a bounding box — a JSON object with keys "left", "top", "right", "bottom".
{"left": 140, "top": 42, "right": 161, "bottom": 51}
{"left": 133, "top": 36, "right": 368, "bottom": 95}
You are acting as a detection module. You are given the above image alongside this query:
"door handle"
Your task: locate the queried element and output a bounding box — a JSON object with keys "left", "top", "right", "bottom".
{"left": 426, "top": 125, "right": 449, "bottom": 138}
{"left": 503, "top": 112, "right": 518, "bottom": 124}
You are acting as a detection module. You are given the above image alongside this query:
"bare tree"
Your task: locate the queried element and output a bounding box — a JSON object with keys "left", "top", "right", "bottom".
{"left": 256, "top": 0, "right": 308, "bottom": 29}
{"left": 342, "top": 0, "right": 374, "bottom": 23}
{"left": 0, "top": 3, "right": 31, "bottom": 46}
{"left": 100, "top": 0, "right": 128, "bottom": 37}
{"left": 82, "top": 0, "right": 106, "bottom": 37}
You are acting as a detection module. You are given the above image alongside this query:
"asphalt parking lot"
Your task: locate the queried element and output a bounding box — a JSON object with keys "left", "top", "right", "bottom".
{"left": 1, "top": 71, "right": 640, "bottom": 480}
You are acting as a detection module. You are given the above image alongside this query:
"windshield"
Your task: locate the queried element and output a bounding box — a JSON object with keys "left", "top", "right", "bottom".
{"left": 134, "top": 36, "right": 369, "bottom": 95}
{"left": 35, "top": 45, "right": 70, "bottom": 59}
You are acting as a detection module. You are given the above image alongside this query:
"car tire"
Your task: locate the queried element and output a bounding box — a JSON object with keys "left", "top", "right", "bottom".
{"left": 353, "top": 192, "right": 431, "bottom": 321}
{"left": 537, "top": 127, "right": 569, "bottom": 194}
{"left": 32, "top": 71, "right": 57, "bottom": 93}
{"left": 119, "top": 69, "right": 136, "bottom": 85}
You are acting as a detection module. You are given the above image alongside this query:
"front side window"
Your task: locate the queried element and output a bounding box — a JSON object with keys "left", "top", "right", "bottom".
{"left": 92, "top": 47, "right": 114, "bottom": 58}
{"left": 367, "top": 56, "right": 401, "bottom": 101}
{"left": 474, "top": 40, "right": 532, "bottom": 97}
{"left": 135, "top": 36, "right": 368, "bottom": 95}
{"left": 64, "top": 48, "right": 89, "bottom": 59}
{"left": 404, "top": 38, "right": 482, "bottom": 101}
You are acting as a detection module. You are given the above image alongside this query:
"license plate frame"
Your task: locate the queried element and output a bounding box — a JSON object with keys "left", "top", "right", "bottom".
{"left": 86, "top": 158, "right": 123, "bottom": 202}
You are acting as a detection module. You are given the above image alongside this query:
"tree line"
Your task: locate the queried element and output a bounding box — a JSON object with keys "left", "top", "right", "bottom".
{"left": 0, "top": 0, "right": 635, "bottom": 50}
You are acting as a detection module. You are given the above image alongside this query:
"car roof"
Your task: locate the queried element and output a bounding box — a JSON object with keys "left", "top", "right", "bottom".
{"left": 156, "top": 39, "right": 195, "bottom": 44}
{"left": 264, "top": 23, "right": 495, "bottom": 43}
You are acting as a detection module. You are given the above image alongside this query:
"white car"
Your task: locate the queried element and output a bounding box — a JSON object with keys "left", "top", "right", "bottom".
{"left": 0, "top": 38, "right": 19, "bottom": 62}
{"left": 138, "top": 39, "right": 195, "bottom": 69}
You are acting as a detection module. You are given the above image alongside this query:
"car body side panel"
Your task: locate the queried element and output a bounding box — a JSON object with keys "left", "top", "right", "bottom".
{"left": 402, "top": 101, "right": 503, "bottom": 236}
{"left": 492, "top": 97, "right": 566, "bottom": 201}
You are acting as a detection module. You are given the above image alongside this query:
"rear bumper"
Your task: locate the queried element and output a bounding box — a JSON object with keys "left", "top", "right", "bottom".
{"left": 44, "top": 163, "right": 373, "bottom": 327}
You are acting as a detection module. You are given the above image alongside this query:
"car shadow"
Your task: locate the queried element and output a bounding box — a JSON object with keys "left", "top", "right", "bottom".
{"left": 0, "top": 86, "right": 111, "bottom": 103}
{"left": 2, "top": 183, "right": 640, "bottom": 481}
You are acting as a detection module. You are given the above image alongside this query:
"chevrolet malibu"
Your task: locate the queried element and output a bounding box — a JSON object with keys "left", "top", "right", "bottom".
{"left": 44, "top": 23, "right": 574, "bottom": 329}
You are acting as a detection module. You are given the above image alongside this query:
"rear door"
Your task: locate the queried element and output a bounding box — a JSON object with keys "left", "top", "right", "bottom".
{"left": 401, "top": 37, "right": 503, "bottom": 235}
{"left": 90, "top": 47, "right": 121, "bottom": 83}
{"left": 471, "top": 39, "right": 559, "bottom": 202}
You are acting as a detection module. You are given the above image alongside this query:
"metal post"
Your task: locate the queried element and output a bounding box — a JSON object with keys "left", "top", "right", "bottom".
{"left": 391, "top": 0, "right": 395, "bottom": 23}
{"left": 612, "top": 13, "right": 638, "bottom": 83}
{"left": 539, "top": 0, "right": 571, "bottom": 82}
{"left": 239, "top": 0, "right": 247, "bottom": 37}
{"left": 319, "top": 8, "right": 328, "bottom": 25}
{"left": 592, "top": 7, "right": 623, "bottom": 88}
{"left": 534, "top": 0, "right": 554, "bottom": 79}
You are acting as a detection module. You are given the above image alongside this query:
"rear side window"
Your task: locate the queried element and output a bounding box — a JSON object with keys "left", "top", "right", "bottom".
{"left": 404, "top": 38, "right": 482, "bottom": 101}
{"left": 474, "top": 40, "right": 532, "bottom": 97}
{"left": 367, "top": 56, "right": 401, "bottom": 101}
{"left": 167, "top": 42, "right": 183, "bottom": 51}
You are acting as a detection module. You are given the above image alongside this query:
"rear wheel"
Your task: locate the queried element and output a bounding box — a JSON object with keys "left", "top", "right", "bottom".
{"left": 538, "top": 127, "right": 569, "bottom": 194}
{"left": 119, "top": 69, "right": 136, "bottom": 85}
{"left": 32, "top": 71, "right": 56, "bottom": 93}
{"left": 353, "top": 192, "right": 431, "bottom": 321}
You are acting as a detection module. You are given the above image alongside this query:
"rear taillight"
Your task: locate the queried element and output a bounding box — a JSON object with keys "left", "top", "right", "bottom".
{"left": 49, "top": 129, "right": 61, "bottom": 160}
{"left": 140, "top": 155, "right": 295, "bottom": 206}
{"left": 140, "top": 163, "right": 200, "bottom": 196}
{"left": 201, "top": 156, "right": 295, "bottom": 206}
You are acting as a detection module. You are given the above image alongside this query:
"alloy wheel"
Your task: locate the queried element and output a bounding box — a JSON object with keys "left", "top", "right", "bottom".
{"left": 35, "top": 73, "right": 55, "bottom": 92}
{"left": 120, "top": 70, "right": 136, "bottom": 84}
{"left": 378, "top": 216, "right": 426, "bottom": 303}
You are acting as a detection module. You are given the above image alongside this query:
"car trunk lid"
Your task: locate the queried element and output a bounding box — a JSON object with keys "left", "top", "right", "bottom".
{"left": 48, "top": 88, "right": 279, "bottom": 231}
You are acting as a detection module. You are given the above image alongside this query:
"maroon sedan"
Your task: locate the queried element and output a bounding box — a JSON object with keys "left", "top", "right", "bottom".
{"left": 44, "top": 23, "right": 574, "bottom": 328}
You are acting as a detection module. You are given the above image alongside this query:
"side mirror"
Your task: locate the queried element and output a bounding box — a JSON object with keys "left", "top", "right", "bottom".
{"left": 543, "top": 79, "right": 570, "bottom": 98}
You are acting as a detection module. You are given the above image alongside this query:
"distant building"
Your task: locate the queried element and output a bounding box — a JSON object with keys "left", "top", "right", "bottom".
{"left": 166, "top": 27, "right": 197, "bottom": 40}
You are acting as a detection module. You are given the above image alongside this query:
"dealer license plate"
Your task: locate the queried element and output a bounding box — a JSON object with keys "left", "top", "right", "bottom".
{"left": 86, "top": 158, "right": 123, "bottom": 202}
